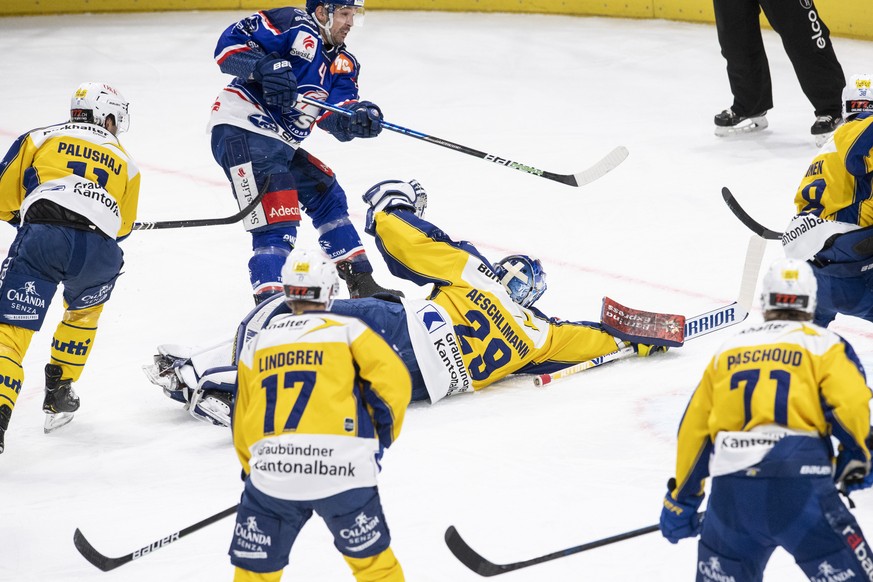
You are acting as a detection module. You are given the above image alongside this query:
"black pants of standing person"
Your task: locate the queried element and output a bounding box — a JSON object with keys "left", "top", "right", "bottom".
{"left": 713, "top": 0, "right": 844, "bottom": 118}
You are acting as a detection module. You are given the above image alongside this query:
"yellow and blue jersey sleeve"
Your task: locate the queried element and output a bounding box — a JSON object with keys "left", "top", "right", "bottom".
{"left": 350, "top": 326, "right": 411, "bottom": 448}
{"left": 794, "top": 114, "right": 873, "bottom": 225}
{"left": 0, "top": 131, "right": 36, "bottom": 221}
{"left": 672, "top": 322, "right": 871, "bottom": 500}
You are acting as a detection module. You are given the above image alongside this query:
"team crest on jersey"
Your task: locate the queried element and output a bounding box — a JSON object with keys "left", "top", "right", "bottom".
{"left": 331, "top": 54, "right": 355, "bottom": 75}
{"left": 291, "top": 32, "right": 317, "bottom": 61}
{"left": 416, "top": 304, "right": 447, "bottom": 334}
{"left": 248, "top": 114, "right": 279, "bottom": 132}
{"left": 235, "top": 16, "right": 260, "bottom": 35}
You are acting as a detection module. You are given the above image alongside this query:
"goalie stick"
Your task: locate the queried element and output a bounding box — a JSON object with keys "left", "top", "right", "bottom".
{"left": 298, "top": 95, "right": 628, "bottom": 187}
{"left": 721, "top": 187, "right": 783, "bottom": 240}
{"left": 533, "top": 234, "right": 766, "bottom": 386}
{"left": 73, "top": 504, "right": 238, "bottom": 571}
{"left": 130, "top": 183, "right": 267, "bottom": 231}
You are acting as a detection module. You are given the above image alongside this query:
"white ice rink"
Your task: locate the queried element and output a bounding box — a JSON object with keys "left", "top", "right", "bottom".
{"left": 1, "top": 8, "right": 872, "bottom": 581}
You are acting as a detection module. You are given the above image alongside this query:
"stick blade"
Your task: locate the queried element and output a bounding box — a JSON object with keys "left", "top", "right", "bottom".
{"left": 74, "top": 528, "right": 129, "bottom": 572}
{"left": 571, "top": 146, "right": 629, "bottom": 186}
{"left": 721, "top": 187, "right": 783, "bottom": 240}
{"left": 445, "top": 526, "right": 505, "bottom": 577}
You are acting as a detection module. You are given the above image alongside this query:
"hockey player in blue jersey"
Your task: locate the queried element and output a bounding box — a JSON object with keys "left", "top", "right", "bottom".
{"left": 209, "top": 0, "right": 399, "bottom": 303}
{"left": 144, "top": 179, "right": 666, "bottom": 427}
{"left": 660, "top": 258, "right": 873, "bottom": 582}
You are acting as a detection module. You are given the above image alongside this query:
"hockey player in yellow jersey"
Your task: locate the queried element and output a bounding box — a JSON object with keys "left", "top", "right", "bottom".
{"left": 231, "top": 249, "right": 410, "bottom": 582}
{"left": 146, "top": 179, "right": 669, "bottom": 427}
{"left": 660, "top": 258, "right": 873, "bottom": 581}
{"left": 359, "top": 179, "right": 660, "bottom": 392}
{"left": 781, "top": 73, "right": 873, "bottom": 326}
{"left": 0, "top": 82, "right": 139, "bottom": 449}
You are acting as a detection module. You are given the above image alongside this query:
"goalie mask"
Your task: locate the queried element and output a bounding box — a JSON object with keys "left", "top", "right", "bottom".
{"left": 281, "top": 249, "right": 340, "bottom": 306}
{"left": 760, "top": 258, "right": 817, "bottom": 316}
{"left": 70, "top": 82, "right": 130, "bottom": 134}
{"left": 843, "top": 74, "right": 873, "bottom": 120}
{"left": 494, "top": 255, "right": 547, "bottom": 308}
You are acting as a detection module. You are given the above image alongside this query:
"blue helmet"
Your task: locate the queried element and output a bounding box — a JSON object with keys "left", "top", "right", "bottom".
{"left": 306, "top": 0, "right": 364, "bottom": 15}
{"left": 494, "top": 255, "right": 548, "bottom": 308}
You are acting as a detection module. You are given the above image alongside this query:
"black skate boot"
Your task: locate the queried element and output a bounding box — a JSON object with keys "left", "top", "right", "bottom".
{"left": 0, "top": 404, "right": 11, "bottom": 454}
{"left": 43, "top": 364, "right": 79, "bottom": 433}
{"left": 811, "top": 115, "right": 842, "bottom": 147}
{"left": 336, "top": 260, "right": 404, "bottom": 299}
{"left": 714, "top": 108, "right": 768, "bottom": 137}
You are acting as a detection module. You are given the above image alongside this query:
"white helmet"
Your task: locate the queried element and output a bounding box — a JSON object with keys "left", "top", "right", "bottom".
{"left": 281, "top": 249, "right": 340, "bottom": 306}
{"left": 760, "top": 258, "right": 817, "bottom": 316}
{"left": 843, "top": 74, "right": 873, "bottom": 120}
{"left": 70, "top": 82, "right": 130, "bottom": 133}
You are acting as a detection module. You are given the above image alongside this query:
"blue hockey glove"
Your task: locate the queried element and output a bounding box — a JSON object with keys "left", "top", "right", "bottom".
{"left": 660, "top": 479, "right": 703, "bottom": 544}
{"left": 362, "top": 179, "right": 427, "bottom": 235}
{"left": 346, "top": 101, "right": 382, "bottom": 138}
{"left": 253, "top": 53, "right": 298, "bottom": 112}
{"left": 321, "top": 101, "right": 383, "bottom": 141}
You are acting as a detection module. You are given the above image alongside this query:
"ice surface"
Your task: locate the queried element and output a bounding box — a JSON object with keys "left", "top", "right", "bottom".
{"left": 0, "top": 9, "right": 871, "bottom": 581}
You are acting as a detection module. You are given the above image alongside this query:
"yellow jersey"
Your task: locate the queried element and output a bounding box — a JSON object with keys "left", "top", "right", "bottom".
{"left": 0, "top": 121, "right": 140, "bottom": 239}
{"left": 234, "top": 310, "right": 411, "bottom": 500}
{"left": 673, "top": 319, "right": 870, "bottom": 500}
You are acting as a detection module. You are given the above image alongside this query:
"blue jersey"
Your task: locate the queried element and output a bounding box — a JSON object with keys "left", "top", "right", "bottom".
{"left": 209, "top": 7, "right": 363, "bottom": 146}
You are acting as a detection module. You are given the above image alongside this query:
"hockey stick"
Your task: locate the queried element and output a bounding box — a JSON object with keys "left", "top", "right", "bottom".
{"left": 73, "top": 504, "right": 238, "bottom": 571}
{"left": 445, "top": 522, "right": 660, "bottom": 577}
{"left": 298, "top": 95, "right": 628, "bottom": 187}
{"left": 131, "top": 184, "right": 267, "bottom": 230}
{"left": 721, "top": 187, "right": 782, "bottom": 240}
{"left": 533, "top": 234, "right": 766, "bottom": 386}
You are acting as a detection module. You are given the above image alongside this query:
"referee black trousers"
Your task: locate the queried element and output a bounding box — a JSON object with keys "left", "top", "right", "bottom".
{"left": 713, "top": 0, "right": 844, "bottom": 118}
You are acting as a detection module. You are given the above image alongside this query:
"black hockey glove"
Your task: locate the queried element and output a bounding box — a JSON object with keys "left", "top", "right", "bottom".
{"left": 253, "top": 53, "right": 298, "bottom": 112}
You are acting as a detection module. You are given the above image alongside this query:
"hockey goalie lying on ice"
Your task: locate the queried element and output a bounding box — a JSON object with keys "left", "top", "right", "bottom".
{"left": 143, "top": 179, "right": 734, "bottom": 427}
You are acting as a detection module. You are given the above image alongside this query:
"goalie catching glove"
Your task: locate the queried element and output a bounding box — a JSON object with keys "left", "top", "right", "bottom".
{"left": 362, "top": 179, "right": 428, "bottom": 235}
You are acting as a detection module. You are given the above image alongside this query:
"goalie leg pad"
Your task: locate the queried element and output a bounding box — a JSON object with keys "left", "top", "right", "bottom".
{"left": 188, "top": 365, "right": 238, "bottom": 427}
{"left": 143, "top": 347, "right": 195, "bottom": 404}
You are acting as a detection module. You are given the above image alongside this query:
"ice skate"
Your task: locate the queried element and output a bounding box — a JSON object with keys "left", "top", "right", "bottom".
{"left": 811, "top": 115, "right": 842, "bottom": 147}
{"left": 714, "top": 108, "right": 768, "bottom": 137}
{"left": 43, "top": 364, "right": 79, "bottom": 434}
{"left": 336, "top": 260, "right": 404, "bottom": 299}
